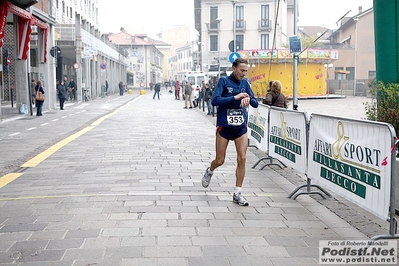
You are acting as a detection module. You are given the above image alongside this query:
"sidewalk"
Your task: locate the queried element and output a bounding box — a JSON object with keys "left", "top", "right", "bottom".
{"left": 0, "top": 98, "right": 88, "bottom": 122}
{"left": 0, "top": 91, "right": 392, "bottom": 265}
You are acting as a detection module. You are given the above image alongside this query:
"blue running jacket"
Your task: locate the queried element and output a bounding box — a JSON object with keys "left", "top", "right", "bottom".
{"left": 211, "top": 73, "right": 259, "bottom": 128}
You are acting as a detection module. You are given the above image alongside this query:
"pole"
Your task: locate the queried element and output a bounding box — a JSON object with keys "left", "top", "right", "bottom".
{"left": 353, "top": 18, "right": 359, "bottom": 96}
{"left": 76, "top": 14, "right": 82, "bottom": 101}
{"left": 7, "top": 48, "right": 13, "bottom": 108}
{"left": 145, "top": 46, "right": 148, "bottom": 89}
{"left": 233, "top": 1, "right": 236, "bottom": 53}
{"left": 27, "top": 7, "right": 33, "bottom": 116}
{"left": 217, "top": 19, "right": 221, "bottom": 80}
{"left": 27, "top": 57, "right": 32, "bottom": 116}
{"left": 292, "top": 0, "right": 298, "bottom": 110}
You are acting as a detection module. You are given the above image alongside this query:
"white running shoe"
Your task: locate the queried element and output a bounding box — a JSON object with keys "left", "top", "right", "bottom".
{"left": 233, "top": 191, "right": 249, "bottom": 206}
{"left": 202, "top": 167, "right": 213, "bottom": 188}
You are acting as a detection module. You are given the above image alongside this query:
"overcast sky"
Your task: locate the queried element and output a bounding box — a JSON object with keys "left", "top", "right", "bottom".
{"left": 97, "top": 0, "right": 373, "bottom": 36}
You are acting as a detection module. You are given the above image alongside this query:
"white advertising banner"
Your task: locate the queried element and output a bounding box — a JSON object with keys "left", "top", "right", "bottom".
{"left": 268, "top": 107, "right": 308, "bottom": 174}
{"left": 307, "top": 114, "right": 394, "bottom": 220}
{"left": 248, "top": 104, "right": 269, "bottom": 153}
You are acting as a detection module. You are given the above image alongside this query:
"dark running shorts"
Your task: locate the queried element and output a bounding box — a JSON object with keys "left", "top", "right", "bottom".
{"left": 217, "top": 126, "right": 247, "bottom": 141}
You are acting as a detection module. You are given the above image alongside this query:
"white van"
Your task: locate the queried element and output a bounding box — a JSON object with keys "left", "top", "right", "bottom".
{"left": 184, "top": 71, "right": 208, "bottom": 102}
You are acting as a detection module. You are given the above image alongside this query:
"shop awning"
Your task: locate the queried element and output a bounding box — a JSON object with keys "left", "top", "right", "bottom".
{"left": 0, "top": 1, "right": 8, "bottom": 48}
{"left": 0, "top": 1, "right": 49, "bottom": 62}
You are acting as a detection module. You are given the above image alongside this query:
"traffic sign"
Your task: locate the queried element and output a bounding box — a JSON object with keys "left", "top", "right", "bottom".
{"left": 229, "top": 52, "right": 240, "bottom": 63}
{"left": 229, "top": 40, "right": 241, "bottom": 52}
{"left": 289, "top": 36, "right": 301, "bottom": 53}
{"left": 73, "top": 63, "right": 80, "bottom": 69}
{"left": 6, "top": 57, "right": 10, "bottom": 65}
{"left": 50, "top": 46, "right": 61, "bottom": 57}
{"left": 100, "top": 63, "right": 106, "bottom": 70}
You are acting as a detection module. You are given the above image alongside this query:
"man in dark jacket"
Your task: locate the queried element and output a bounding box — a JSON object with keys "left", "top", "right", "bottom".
{"left": 57, "top": 80, "right": 67, "bottom": 110}
{"left": 68, "top": 78, "right": 76, "bottom": 101}
{"left": 119, "top": 81, "right": 124, "bottom": 96}
{"left": 153, "top": 82, "right": 161, "bottom": 100}
{"left": 204, "top": 83, "right": 213, "bottom": 115}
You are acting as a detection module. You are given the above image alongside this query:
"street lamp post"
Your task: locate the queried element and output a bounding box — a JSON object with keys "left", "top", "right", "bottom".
{"left": 232, "top": 0, "right": 238, "bottom": 53}
{"left": 353, "top": 17, "right": 359, "bottom": 96}
{"left": 292, "top": 0, "right": 298, "bottom": 110}
{"left": 216, "top": 18, "right": 222, "bottom": 80}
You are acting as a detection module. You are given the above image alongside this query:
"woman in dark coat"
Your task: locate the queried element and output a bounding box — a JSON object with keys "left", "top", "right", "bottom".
{"left": 35, "top": 81, "right": 45, "bottom": 116}
{"left": 119, "top": 81, "right": 124, "bottom": 96}
{"left": 57, "top": 80, "right": 67, "bottom": 110}
{"left": 264, "top": 80, "right": 288, "bottom": 108}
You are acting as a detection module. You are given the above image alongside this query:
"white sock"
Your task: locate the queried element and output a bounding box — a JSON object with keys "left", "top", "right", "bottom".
{"left": 234, "top": 187, "right": 242, "bottom": 194}
{"left": 208, "top": 166, "right": 213, "bottom": 173}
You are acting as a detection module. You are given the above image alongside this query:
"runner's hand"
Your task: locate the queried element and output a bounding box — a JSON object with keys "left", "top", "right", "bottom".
{"left": 240, "top": 96, "right": 250, "bottom": 107}
{"left": 235, "top": 92, "right": 248, "bottom": 100}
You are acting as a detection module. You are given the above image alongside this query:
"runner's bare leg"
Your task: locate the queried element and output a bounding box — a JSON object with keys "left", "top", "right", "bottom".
{"left": 234, "top": 133, "right": 248, "bottom": 187}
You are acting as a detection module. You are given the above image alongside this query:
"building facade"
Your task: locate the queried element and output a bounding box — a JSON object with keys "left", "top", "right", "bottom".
{"left": 0, "top": 0, "right": 128, "bottom": 121}
{"left": 53, "top": 0, "right": 127, "bottom": 101}
{"left": 154, "top": 25, "right": 195, "bottom": 83}
{"left": 106, "top": 31, "right": 167, "bottom": 88}
{"left": 325, "top": 7, "right": 375, "bottom": 95}
{"left": 328, "top": 7, "right": 375, "bottom": 80}
{"left": 198, "top": 0, "right": 291, "bottom": 77}
{"left": 1, "top": 0, "right": 56, "bottom": 119}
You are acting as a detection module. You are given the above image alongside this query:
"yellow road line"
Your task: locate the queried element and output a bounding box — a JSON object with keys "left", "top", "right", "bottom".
{"left": 0, "top": 173, "right": 23, "bottom": 189}
{"left": 0, "top": 193, "right": 127, "bottom": 201}
{"left": 21, "top": 126, "right": 93, "bottom": 167}
{"left": 1, "top": 100, "right": 134, "bottom": 188}
{"left": 22, "top": 104, "right": 128, "bottom": 168}
{"left": 0, "top": 192, "right": 273, "bottom": 201}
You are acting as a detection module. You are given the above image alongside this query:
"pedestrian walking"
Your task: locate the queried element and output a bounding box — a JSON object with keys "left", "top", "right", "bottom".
{"left": 34, "top": 80, "right": 45, "bottom": 116}
{"left": 264, "top": 80, "right": 288, "bottom": 108}
{"left": 105, "top": 79, "right": 109, "bottom": 95}
{"left": 198, "top": 80, "right": 206, "bottom": 109}
{"left": 153, "top": 82, "right": 161, "bottom": 99}
{"left": 202, "top": 58, "right": 259, "bottom": 206}
{"left": 184, "top": 82, "right": 193, "bottom": 109}
{"left": 119, "top": 81, "right": 124, "bottom": 96}
{"left": 204, "top": 83, "right": 213, "bottom": 115}
{"left": 68, "top": 78, "right": 76, "bottom": 101}
{"left": 175, "top": 80, "right": 181, "bottom": 100}
{"left": 57, "top": 80, "right": 67, "bottom": 110}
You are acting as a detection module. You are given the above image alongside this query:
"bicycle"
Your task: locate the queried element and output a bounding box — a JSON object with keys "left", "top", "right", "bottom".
{"left": 83, "top": 89, "right": 91, "bottom": 102}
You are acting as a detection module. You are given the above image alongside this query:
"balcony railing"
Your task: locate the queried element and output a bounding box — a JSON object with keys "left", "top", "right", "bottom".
{"left": 207, "top": 21, "right": 219, "bottom": 33}
{"left": 234, "top": 20, "right": 246, "bottom": 32}
{"left": 258, "top": 19, "right": 272, "bottom": 31}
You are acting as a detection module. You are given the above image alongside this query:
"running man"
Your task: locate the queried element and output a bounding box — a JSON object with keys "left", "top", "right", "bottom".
{"left": 202, "top": 58, "right": 259, "bottom": 206}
